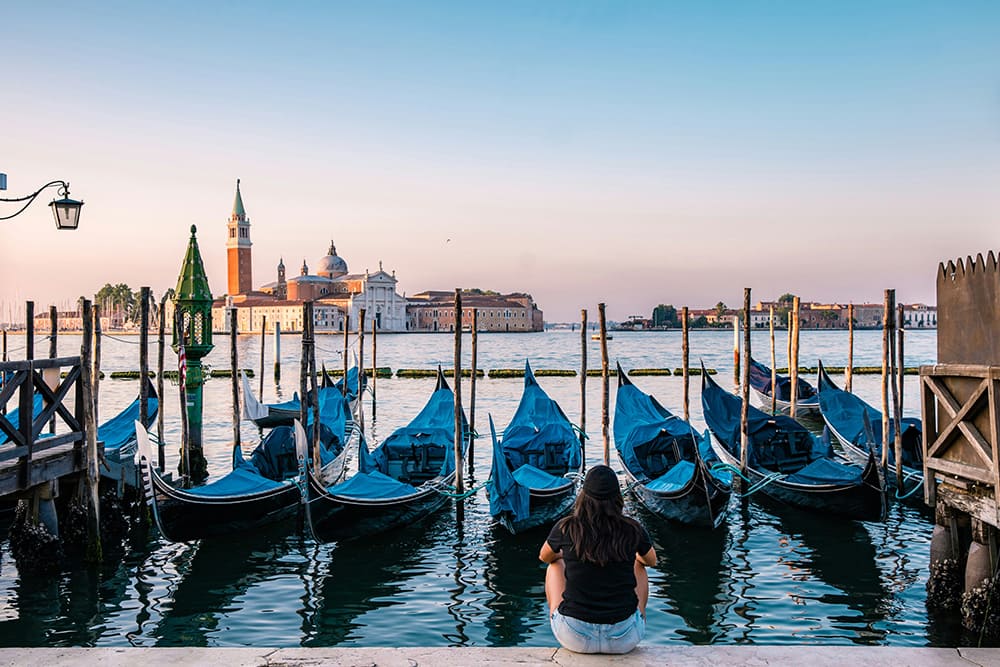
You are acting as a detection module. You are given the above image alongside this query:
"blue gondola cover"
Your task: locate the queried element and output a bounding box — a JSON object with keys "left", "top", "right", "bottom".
{"left": 99, "top": 396, "right": 160, "bottom": 452}
{"left": 186, "top": 466, "right": 286, "bottom": 497}
{"left": 488, "top": 415, "right": 531, "bottom": 522}
{"left": 326, "top": 470, "right": 419, "bottom": 499}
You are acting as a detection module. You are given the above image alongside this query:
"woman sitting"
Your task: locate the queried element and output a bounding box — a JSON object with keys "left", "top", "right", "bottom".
{"left": 539, "top": 464, "right": 657, "bottom": 654}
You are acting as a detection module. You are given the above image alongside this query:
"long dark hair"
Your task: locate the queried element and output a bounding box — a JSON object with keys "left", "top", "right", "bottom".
{"left": 558, "top": 489, "right": 644, "bottom": 566}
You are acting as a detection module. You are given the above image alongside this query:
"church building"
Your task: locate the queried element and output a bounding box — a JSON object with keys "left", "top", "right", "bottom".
{"left": 212, "top": 180, "right": 408, "bottom": 333}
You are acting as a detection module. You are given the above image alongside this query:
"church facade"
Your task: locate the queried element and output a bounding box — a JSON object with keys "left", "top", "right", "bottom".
{"left": 211, "top": 181, "right": 407, "bottom": 333}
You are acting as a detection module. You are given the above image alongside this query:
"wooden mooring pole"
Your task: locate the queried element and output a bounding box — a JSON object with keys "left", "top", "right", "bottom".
{"left": 342, "top": 314, "right": 349, "bottom": 397}
{"left": 846, "top": 303, "right": 855, "bottom": 393}
{"left": 682, "top": 306, "right": 690, "bottom": 422}
{"left": 25, "top": 301, "right": 34, "bottom": 361}
{"left": 732, "top": 314, "right": 740, "bottom": 387}
{"left": 80, "top": 298, "right": 101, "bottom": 563}
{"left": 740, "top": 289, "right": 752, "bottom": 474}
{"left": 175, "top": 310, "right": 191, "bottom": 488}
{"left": 139, "top": 287, "right": 150, "bottom": 429}
{"left": 880, "top": 289, "right": 893, "bottom": 471}
{"left": 892, "top": 300, "right": 904, "bottom": 488}
{"left": 157, "top": 294, "right": 166, "bottom": 471}
{"left": 790, "top": 296, "right": 800, "bottom": 418}
{"left": 94, "top": 304, "right": 102, "bottom": 423}
{"left": 372, "top": 315, "right": 378, "bottom": 419}
{"left": 468, "top": 308, "right": 478, "bottom": 477}
{"left": 769, "top": 305, "right": 777, "bottom": 415}
{"left": 300, "top": 304, "right": 310, "bottom": 430}
{"left": 230, "top": 308, "right": 241, "bottom": 452}
{"left": 358, "top": 308, "right": 366, "bottom": 435}
{"left": 580, "top": 308, "right": 588, "bottom": 469}
{"left": 259, "top": 315, "right": 267, "bottom": 401}
{"left": 273, "top": 321, "right": 281, "bottom": 383}
{"left": 453, "top": 290, "right": 465, "bottom": 522}
{"left": 49, "top": 306, "right": 57, "bottom": 434}
{"left": 598, "top": 303, "right": 610, "bottom": 466}
{"left": 308, "top": 306, "right": 321, "bottom": 471}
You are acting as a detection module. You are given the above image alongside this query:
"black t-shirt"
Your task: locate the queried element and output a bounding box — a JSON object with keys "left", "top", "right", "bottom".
{"left": 546, "top": 519, "right": 653, "bottom": 624}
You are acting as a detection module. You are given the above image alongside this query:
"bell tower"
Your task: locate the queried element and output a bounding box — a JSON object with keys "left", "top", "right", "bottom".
{"left": 226, "top": 178, "right": 253, "bottom": 296}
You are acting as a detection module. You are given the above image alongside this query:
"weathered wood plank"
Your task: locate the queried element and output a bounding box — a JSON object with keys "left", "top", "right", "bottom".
{"left": 927, "top": 458, "right": 995, "bottom": 484}
{"left": 938, "top": 484, "right": 1000, "bottom": 528}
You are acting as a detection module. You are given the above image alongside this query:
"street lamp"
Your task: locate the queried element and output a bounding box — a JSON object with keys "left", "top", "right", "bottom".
{"left": 0, "top": 179, "right": 84, "bottom": 230}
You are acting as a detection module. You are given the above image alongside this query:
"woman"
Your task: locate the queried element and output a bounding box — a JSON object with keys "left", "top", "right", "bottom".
{"left": 539, "top": 464, "right": 657, "bottom": 654}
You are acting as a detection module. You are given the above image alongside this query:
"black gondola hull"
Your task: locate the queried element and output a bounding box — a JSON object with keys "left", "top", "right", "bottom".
{"left": 146, "top": 471, "right": 300, "bottom": 542}
{"left": 622, "top": 458, "right": 731, "bottom": 529}
{"left": 303, "top": 471, "right": 453, "bottom": 542}
{"left": 498, "top": 482, "right": 577, "bottom": 534}
{"left": 709, "top": 434, "right": 885, "bottom": 521}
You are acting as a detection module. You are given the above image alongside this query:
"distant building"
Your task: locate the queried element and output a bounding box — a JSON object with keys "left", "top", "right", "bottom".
{"left": 407, "top": 290, "right": 544, "bottom": 332}
{"left": 212, "top": 180, "right": 407, "bottom": 333}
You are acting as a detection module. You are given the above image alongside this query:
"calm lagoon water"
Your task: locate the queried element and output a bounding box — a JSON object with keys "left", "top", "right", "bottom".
{"left": 0, "top": 329, "right": 968, "bottom": 646}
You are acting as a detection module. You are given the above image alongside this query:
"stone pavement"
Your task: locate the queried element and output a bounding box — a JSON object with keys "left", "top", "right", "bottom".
{"left": 0, "top": 647, "right": 998, "bottom": 666}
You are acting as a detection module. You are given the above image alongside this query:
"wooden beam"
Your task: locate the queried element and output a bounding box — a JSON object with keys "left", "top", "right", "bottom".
{"left": 926, "top": 457, "right": 995, "bottom": 484}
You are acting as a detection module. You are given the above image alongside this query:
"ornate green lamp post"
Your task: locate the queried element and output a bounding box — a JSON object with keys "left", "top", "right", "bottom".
{"left": 172, "top": 224, "right": 213, "bottom": 482}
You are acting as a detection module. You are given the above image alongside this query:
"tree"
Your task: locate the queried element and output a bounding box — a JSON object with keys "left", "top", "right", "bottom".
{"left": 714, "top": 301, "right": 728, "bottom": 322}
{"left": 778, "top": 293, "right": 796, "bottom": 304}
{"left": 651, "top": 304, "right": 678, "bottom": 328}
{"left": 692, "top": 315, "right": 709, "bottom": 328}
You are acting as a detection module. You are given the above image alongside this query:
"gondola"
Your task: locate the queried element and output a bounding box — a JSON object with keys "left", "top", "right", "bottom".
{"left": 296, "top": 368, "right": 466, "bottom": 542}
{"left": 816, "top": 361, "right": 923, "bottom": 500}
{"left": 488, "top": 361, "right": 583, "bottom": 534}
{"left": 135, "top": 388, "right": 354, "bottom": 542}
{"left": 701, "top": 369, "right": 885, "bottom": 521}
{"left": 100, "top": 376, "right": 159, "bottom": 463}
{"left": 747, "top": 356, "right": 820, "bottom": 416}
{"left": 242, "top": 365, "right": 365, "bottom": 428}
{"left": 613, "top": 364, "right": 732, "bottom": 528}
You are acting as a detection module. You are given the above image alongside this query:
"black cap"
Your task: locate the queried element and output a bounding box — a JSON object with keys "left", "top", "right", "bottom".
{"left": 582, "top": 465, "right": 620, "bottom": 500}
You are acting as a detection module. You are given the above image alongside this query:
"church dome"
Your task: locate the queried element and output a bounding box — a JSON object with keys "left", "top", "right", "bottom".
{"left": 317, "top": 241, "right": 348, "bottom": 278}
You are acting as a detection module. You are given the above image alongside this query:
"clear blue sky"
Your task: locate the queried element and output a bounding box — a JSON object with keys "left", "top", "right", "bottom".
{"left": 2, "top": 1, "right": 998, "bottom": 320}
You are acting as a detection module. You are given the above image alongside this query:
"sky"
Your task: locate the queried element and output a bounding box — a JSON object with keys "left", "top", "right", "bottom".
{"left": 1, "top": 1, "right": 998, "bottom": 322}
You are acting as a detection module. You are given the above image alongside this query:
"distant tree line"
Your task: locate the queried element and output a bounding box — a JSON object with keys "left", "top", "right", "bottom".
{"left": 649, "top": 293, "right": 799, "bottom": 329}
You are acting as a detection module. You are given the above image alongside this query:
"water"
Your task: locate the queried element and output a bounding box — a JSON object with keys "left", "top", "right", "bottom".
{"left": 0, "top": 329, "right": 969, "bottom": 646}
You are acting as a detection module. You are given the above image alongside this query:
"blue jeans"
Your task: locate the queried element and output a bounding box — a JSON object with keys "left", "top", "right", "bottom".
{"left": 550, "top": 608, "right": 645, "bottom": 654}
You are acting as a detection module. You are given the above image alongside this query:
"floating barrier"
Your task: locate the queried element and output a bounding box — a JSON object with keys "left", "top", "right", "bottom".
{"left": 628, "top": 368, "right": 672, "bottom": 376}
{"left": 535, "top": 369, "right": 576, "bottom": 377}
{"left": 324, "top": 367, "right": 392, "bottom": 379}
{"left": 775, "top": 366, "right": 920, "bottom": 375}
{"left": 673, "top": 367, "right": 717, "bottom": 376}
{"left": 109, "top": 371, "right": 156, "bottom": 380}
{"left": 209, "top": 369, "right": 256, "bottom": 378}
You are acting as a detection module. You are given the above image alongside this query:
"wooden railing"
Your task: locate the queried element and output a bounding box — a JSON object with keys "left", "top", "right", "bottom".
{"left": 921, "top": 363, "right": 1000, "bottom": 526}
{"left": 0, "top": 356, "right": 86, "bottom": 495}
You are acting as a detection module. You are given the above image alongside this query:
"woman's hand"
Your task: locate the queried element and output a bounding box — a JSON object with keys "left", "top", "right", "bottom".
{"left": 539, "top": 541, "right": 562, "bottom": 563}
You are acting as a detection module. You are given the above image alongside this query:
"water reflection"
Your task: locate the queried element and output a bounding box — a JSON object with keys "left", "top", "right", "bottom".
{"left": 640, "top": 506, "right": 732, "bottom": 643}
{"left": 151, "top": 523, "right": 298, "bottom": 646}
{"left": 482, "top": 524, "right": 548, "bottom": 646}
{"left": 778, "top": 508, "right": 887, "bottom": 638}
{"left": 302, "top": 512, "right": 445, "bottom": 646}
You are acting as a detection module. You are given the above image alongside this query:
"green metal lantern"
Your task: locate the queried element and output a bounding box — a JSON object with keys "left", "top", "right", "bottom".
{"left": 172, "top": 224, "right": 214, "bottom": 356}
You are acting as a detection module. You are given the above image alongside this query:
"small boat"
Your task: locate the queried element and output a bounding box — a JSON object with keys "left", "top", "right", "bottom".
{"left": 488, "top": 361, "right": 583, "bottom": 534}
{"left": 135, "top": 389, "right": 354, "bottom": 542}
{"left": 591, "top": 333, "right": 612, "bottom": 341}
{"left": 296, "top": 368, "right": 466, "bottom": 542}
{"left": 242, "top": 366, "right": 365, "bottom": 428}
{"left": 701, "top": 370, "right": 885, "bottom": 521}
{"left": 816, "top": 361, "right": 923, "bottom": 501}
{"left": 747, "top": 357, "right": 820, "bottom": 416}
{"left": 613, "top": 364, "right": 732, "bottom": 528}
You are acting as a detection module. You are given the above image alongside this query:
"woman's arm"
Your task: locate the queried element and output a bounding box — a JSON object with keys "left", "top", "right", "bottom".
{"left": 636, "top": 546, "right": 657, "bottom": 567}
{"left": 539, "top": 541, "right": 562, "bottom": 563}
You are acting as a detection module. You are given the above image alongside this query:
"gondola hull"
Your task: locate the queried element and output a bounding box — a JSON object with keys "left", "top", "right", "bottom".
{"left": 708, "top": 433, "right": 885, "bottom": 520}
{"left": 621, "top": 457, "right": 730, "bottom": 529}
{"left": 303, "top": 471, "right": 453, "bottom": 542}
{"left": 498, "top": 481, "right": 577, "bottom": 534}
{"left": 750, "top": 388, "right": 820, "bottom": 417}
{"left": 826, "top": 424, "right": 925, "bottom": 505}
{"left": 143, "top": 470, "right": 301, "bottom": 543}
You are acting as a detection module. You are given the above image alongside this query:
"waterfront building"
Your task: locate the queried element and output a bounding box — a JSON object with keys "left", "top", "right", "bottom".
{"left": 212, "top": 180, "right": 407, "bottom": 333}
{"left": 407, "top": 290, "right": 544, "bottom": 332}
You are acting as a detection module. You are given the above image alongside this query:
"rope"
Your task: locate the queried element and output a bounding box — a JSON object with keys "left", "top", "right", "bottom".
{"left": 571, "top": 423, "right": 589, "bottom": 439}
{"left": 433, "top": 478, "right": 489, "bottom": 499}
{"left": 101, "top": 333, "right": 141, "bottom": 345}
{"left": 895, "top": 478, "right": 924, "bottom": 500}
{"left": 710, "top": 462, "right": 784, "bottom": 498}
